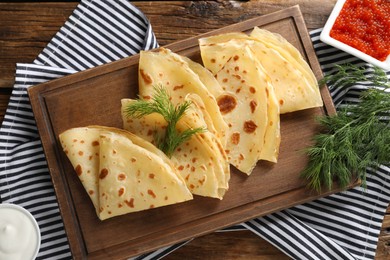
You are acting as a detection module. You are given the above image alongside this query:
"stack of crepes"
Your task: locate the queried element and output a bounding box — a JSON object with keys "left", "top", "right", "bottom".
{"left": 59, "top": 126, "right": 193, "bottom": 220}
{"left": 122, "top": 49, "right": 230, "bottom": 200}
{"left": 129, "top": 26, "right": 323, "bottom": 177}
{"left": 197, "top": 27, "right": 323, "bottom": 174}
{"left": 59, "top": 27, "right": 323, "bottom": 220}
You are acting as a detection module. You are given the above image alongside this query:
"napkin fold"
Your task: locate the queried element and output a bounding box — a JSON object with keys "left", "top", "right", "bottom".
{"left": 1, "top": 1, "right": 389, "bottom": 260}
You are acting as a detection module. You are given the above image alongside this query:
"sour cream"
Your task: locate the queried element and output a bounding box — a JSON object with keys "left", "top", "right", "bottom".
{"left": 0, "top": 204, "right": 40, "bottom": 260}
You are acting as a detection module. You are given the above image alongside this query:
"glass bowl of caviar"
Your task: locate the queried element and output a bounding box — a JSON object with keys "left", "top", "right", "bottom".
{"left": 320, "top": 0, "right": 390, "bottom": 70}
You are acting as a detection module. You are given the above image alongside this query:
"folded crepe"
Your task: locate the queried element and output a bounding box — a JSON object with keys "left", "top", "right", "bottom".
{"left": 212, "top": 45, "right": 279, "bottom": 174}
{"left": 199, "top": 32, "right": 249, "bottom": 75}
{"left": 138, "top": 48, "right": 228, "bottom": 146}
{"left": 59, "top": 126, "right": 193, "bottom": 220}
{"left": 250, "top": 27, "right": 318, "bottom": 88}
{"left": 59, "top": 127, "right": 101, "bottom": 213}
{"left": 199, "top": 28, "right": 323, "bottom": 114}
{"left": 249, "top": 27, "right": 323, "bottom": 113}
{"left": 176, "top": 94, "right": 230, "bottom": 196}
{"left": 121, "top": 93, "right": 230, "bottom": 199}
{"left": 186, "top": 49, "right": 280, "bottom": 164}
{"left": 98, "top": 130, "right": 193, "bottom": 220}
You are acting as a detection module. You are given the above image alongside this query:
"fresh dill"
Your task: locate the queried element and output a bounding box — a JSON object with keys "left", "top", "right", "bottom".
{"left": 125, "top": 85, "right": 205, "bottom": 157}
{"left": 302, "top": 64, "right": 390, "bottom": 192}
{"left": 318, "top": 63, "right": 390, "bottom": 89}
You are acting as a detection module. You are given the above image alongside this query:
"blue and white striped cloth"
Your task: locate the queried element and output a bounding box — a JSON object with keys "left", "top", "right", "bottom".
{"left": 0, "top": 1, "right": 389, "bottom": 259}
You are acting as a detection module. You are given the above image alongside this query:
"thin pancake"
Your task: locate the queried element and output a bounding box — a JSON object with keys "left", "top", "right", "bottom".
{"left": 200, "top": 38, "right": 280, "bottom": 162}
{"left": 60, "top": 126, "right": 191, "bottom": 220}
{"left": 181, "top": 55, "right": 224, "bottom": 106}
{"left": 121, "top": 95, "right": 229, "bottom": 199}
{"left": 177, "top": 94, "right": 229, "bottom": 196}
{"left": 199, "top": 32, "right": 250, "bottom": 75}
{"left": 199, "top": 29, "right": 323, "bottom": 113}
{"left": 138, "top": 48, "right": 228, "bottom": 146}
{"left": 249, "top": 27, "right": 322, "bottom": 112}
{"left": 98, "top": 131, "right": 192, "bottom": 220}
{"left": 213, "top": 46, "right": 271, "bottom": 174}
{"left": 59, "top": 127, "right": 101, "bottom": 213}
{"left": 250, "top": 27, "right": 318, "bottom": 86}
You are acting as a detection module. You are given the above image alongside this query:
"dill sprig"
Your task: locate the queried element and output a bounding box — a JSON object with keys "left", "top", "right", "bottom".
{"left": 125, "top": 85, "right": 205, "bottom": 157}
{"left": 318, "top": 63, "right": 390, "bottom": 89}
{"left": 302, "top": 64, "right": 390, "bottom": 192}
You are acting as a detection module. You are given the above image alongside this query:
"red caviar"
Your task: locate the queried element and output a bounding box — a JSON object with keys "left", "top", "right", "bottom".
{"left": 330, "top": 0, "right": 390, "bottom": 61}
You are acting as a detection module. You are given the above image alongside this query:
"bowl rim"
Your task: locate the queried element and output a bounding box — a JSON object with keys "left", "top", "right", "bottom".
{"left": 0, "top": 203, "right": 41, "bottom": 259}
{"left": 320, "top": 0, "right": 390, "bottom": 71}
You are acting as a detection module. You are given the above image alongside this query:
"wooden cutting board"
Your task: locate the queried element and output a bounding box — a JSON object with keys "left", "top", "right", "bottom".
{"left": 28, "top": 5, "right": 357, "bottom": 260}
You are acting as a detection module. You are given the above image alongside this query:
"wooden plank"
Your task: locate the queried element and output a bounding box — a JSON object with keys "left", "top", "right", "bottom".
{"left": 134, "top": 0, "right": 336, "bottom": 45}
{"left": 0, "top": 1, "right": 336, "bottom": 89}
{"left": 0, "top": 89, "right": 11, "bottom": 122}
{"left": 376, "top": 213, "right": 390, "bottom": 260}
{"left": 164, "top": 231, "right": 291, "bottom": 260}
{"left": 0, "top": 3, "right": 77, "bottom": 89}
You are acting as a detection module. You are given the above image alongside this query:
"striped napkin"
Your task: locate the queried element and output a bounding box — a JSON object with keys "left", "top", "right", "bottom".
{"left": 0, "top": 1, "right": 389, "bottom": 259}
{"left": 0, "top": 1, "right": 157, "bottom": 259}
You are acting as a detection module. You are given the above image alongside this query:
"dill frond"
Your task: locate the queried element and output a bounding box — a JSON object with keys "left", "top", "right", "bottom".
{"left": 302, "top": 64, "right": 390, "bottom": 192}
{"left": 125, "top": 85, "right": 205, "bottom": 157}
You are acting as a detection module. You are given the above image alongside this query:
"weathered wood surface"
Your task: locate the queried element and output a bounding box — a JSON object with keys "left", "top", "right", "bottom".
{"left": 0, "top": 1, "right": 389, "bottom": 259}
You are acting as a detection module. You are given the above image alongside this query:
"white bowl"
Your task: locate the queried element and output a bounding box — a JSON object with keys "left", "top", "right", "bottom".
{"left": 0, "top": 203, "right": 41, "bottom": 260}
{"left": 320, "top": 0, "right": 390, "bottom": 71}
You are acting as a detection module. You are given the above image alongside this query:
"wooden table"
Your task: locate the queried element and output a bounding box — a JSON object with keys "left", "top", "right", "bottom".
{"left": 0, "top": 1, "right": 389, "bottom": 259}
